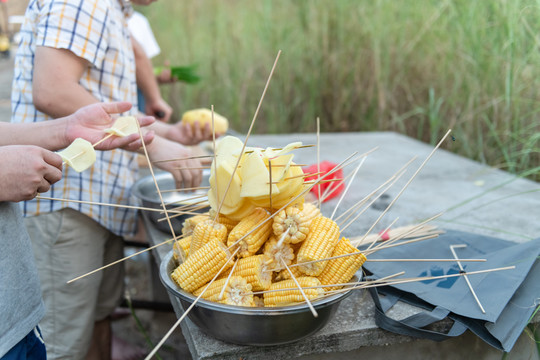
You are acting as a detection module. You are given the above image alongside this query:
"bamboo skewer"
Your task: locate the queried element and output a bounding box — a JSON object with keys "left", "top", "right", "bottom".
{"left": 145, "top": 248, "right": 240, "bottom": 360}
{"left": 282, "top": 258, "right": 318, "bottom": 317}
{"left": 450, "top": 244, "right": 486, "bottom": 313}
{"left": 354, "top": 129, "right": 452, "bottom": 247}
{"left": 135, "top": 121, "right": 181, "bottom": 260}
{"left": 152, "top": 154, "right": 215, "bottom": 164}
{"left": 330, "top": 157, "right": 366, "bottom": 220}
{"left": 67, "top": 236, "right": 181, "bottom": 283}
{"left": 214, "top": 51, "right": 282, "bottom": 218}
{"left": 218, "top": 257, "right": 239, "bottom": 301}
{"left": 160, "top": 186, "right": 210, "bottom": 193}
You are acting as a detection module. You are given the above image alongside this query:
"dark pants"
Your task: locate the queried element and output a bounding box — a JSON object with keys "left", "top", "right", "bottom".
{"left": 2, "top": 327, "right": 46, "bottom": 360}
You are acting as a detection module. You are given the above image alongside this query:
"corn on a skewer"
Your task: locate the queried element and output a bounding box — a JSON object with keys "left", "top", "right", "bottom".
{"left": 222, "top": 254, "right": 273, "bottom": 291}
{"left": 210, "top": 209, "right": 239, "bottom": 234}
{"left": 193, "top": 276, "right": 254, "bottom": 307}
{"left": 317, "top": 237, "right": 366, "bottom": 292}
{"left": 272, "top": 203, "right": 321, "bottom": 244}
{"left": 263, "top": 277, "right": 324, "bottom": 307}
{"left": 182, "top": 214, "right": 209, "bottom": 236}
{"left": 227, "top": 207, "right": 273, "bottom": 258}
{"left": 274, "top": 265, "right": 304, "bottom": 282}
{"left": 189, "top": 219, "right": 227, "bottom": 255}
{"left": 171, "top": 238, "right": 233, "bottom": 293}
{"left": 297, "top": 216, "right": 341, "bottom": 276}
{"left": 172, "top": 235, "right": 192, "bottom": 260}
{"left": 263, "top": 236, "right": 295, "bottom": 272}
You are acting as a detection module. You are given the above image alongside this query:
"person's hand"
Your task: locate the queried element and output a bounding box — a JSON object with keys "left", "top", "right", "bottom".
{"left": 64, "top": 102, "right": 155, "bottom": 152}
{"left": 146, "top": 136, "right": 203, "bottom": 189}
{"left": 156, "top": 61, "right": 177, "bottom": 84}
{"left": 145, "top": 97, "right": 173, "bottom": 122}
{"left": 0, "top": 145, "right": 63, "bottom": 202}
{"left": 165, "top": 120, "right": 219, "bottom": 146}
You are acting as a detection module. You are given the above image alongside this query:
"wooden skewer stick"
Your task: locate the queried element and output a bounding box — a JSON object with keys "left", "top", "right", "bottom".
{"left": 268, "top": 159, "right": 273, "bottom": 210}
{"left": 450, "top": 244, "right": 486, "bottom": 313}
{"left": 215, "top": 50, "right": 282, "bottom": 218}
{"left": 364, "top": 234, "right": 440, "bottom": 256}
{"left": 282, "top": 258, "right": 318, "bottom": 317}
{"left": 244, "top": 144, "right": 315, "bottom": 154}
{"left": 316, "top": 117, "right": 321, "bottom": 210}
{"left": 218, "top": 258, "right": 239, "bottom": 301}
{"left": 135, "top": 120, "right": 183, "bottom": 262}
{"left": 35, "top": 196, "right": 185, "bottom": 214}
{"left": 145, "top": 248, "right": 239, "bottom": 360}
{"left": 160, "top": 186, "right": 210, "bottom": 193}
{"left": 318, "top": 169, "right": 355, "bottom": 203}
{"left": 67, "top": 235, "right": 182, "bottom": 283}
{"left": 152, "top": 154, "right": 215, "bottom": 164}
{"left": 173, "top": 166, "right": 211, "bottom": 170}
{"left": 211, "top": 105, "right": 220, "bottom": 225}
{"left": 253, "top": 272, "right": 407, "bottom": 295}
{"left": 355, "top": 129, "right": 452, "bottom": 247}
{"left": 363, "top": 217, "right": 400, "bottom": 250}
{"left": 334, "top": 156, "right": 415, "bottom": 224}
{"left": 304, "top": 178, "right": 344, "bottom": 185}
{"left": 367, "top": 213, "right": 444, "bottom": 252}
{"left": 330, "top": 157, "right": 366, "bottom": 220}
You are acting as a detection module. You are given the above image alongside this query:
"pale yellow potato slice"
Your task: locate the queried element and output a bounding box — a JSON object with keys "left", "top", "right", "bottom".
{"left": 57, "top": 138, "right": 96, "bottom": 172}
{"left": 181, "top": 108, "right": 229, "bottom": 134}
{"left": 240, "top": 150, "right": 279, "bottom": 198}
{"left": 104, "top": 116, "right": 138, "bottom": 137}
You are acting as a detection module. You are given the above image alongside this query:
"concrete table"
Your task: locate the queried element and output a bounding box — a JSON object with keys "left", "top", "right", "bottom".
{"left": 141, "top": 132, "right": 540, "bottom": 360}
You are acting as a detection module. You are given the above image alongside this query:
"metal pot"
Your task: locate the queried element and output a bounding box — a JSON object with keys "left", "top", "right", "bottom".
{"left": 131, "top": 171, "right": 210, "bottom": 234}
{"left": 159, "top": 250, "right": 357, "bottom": 346}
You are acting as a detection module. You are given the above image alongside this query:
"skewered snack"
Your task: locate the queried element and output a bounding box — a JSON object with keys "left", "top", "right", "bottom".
{"left": 103, "top": 115, "right": 138, "bottom": 137}
{"left": 262, "top": 236, "right": 295, "bottom": 272}
{"left": 221, "top": 254, "right": 273, "bottom": 291}
{"left": 273, "top": 203, "right": 321, "bottom": 244}
{"left": 227, "top": 207, "right": 273, "bottom": 258}
{"left": 181, "top": 108, "right": 229, "bottom": 134}
{"left": 57, "top": 138, "right": 96, "bottom": 172}
{"left": 189, "top": 219, "right": 227, "bottom": 255}
{"left": 181, "top": 214, "right": 209, "bottom": 236}
{"left": 193, "top": 276, "right": 254, "bottom": 306}
{"left": 263, "top": 277, "right": 325, "bottom": 307}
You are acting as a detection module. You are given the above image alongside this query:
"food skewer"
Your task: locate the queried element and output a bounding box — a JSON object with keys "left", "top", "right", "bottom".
{"left": 330, "top": 157, "right": 366, "bottom": 220}
{"left": 281, "top": 258, "right": 318, "bottom": 317}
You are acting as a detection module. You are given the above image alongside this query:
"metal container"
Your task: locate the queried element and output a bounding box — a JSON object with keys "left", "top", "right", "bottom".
{"left": 131, "top": 171, "right": 210, "bottom": 234}
{"left": 159, "top": 250, "right": 356, "bottom": 346}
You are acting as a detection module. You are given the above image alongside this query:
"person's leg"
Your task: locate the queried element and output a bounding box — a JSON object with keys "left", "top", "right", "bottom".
{"left": 25, "top": 209, "right": 110, "bottom": 360}
{"left": 1, "top": 327, "right": 46, "bottom": 360}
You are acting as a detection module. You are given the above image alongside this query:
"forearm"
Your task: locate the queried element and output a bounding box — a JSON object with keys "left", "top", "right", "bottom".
{"left": 133, "top": 37, "right": 161, "bottom": 104}
{"left": 0, "top": 121, "right": 69, "bottom": 150}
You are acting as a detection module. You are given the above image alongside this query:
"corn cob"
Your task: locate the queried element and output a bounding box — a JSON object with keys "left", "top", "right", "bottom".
{"left": 274, "top": 265, "right": 304, "bottom": 282}
{"left": 172, "top": 235, "right": 191, "bottom": 260}
{"left": 263, "top": 277, "right": 324, "bottom": 307}
{"left": 209, "top": 209, "right": 239, "bottom": 234}
{"left": 262, "top": 236, "right": 295, "bottom": 272}
{"left": 296, "top": 216, "right": 341, "bottom": 276}
{"left": 253, "top": 295, "right": 265, "bottom": 307}
{"left": 189, "top": 219, "right": 227, "bottom": 255}
{"left": 223, "top": 254, "right": 273, "bottom": 291}
{"left": 227, "top": 207, "right": 273, "bottom": 258}
{"left": 193, "top": 276, "right": 254, "bottom": 307}
{"left": 317, "top": 237, "right": 366, "bottom": 292}
{"left": 171, "top": 238, "right": 233, "bottom": 293}
{"left": 272, "top": 203, "right": 321, "bottom": 244}
{"left": 182, "top": 214, "right": 209, "bottom": 236}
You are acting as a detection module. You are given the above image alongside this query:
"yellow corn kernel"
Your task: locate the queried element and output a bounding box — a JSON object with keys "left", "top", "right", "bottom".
{"left": 274, "top": 265, "right": 304, "bottom": 282}
{"left": 253, "top": 295, "right": 265, "bottom": 307}
{"left": 227, "top": 207, "right": 273, "bottom": 258}
{"left": 171, "top": 238, "right": 233, "bottom": 293}
{"left": 272, "top": 203, "right": 321, "bottom": 244}
{"left": 296, "top": 216, "right": 341, "bottom": 276}
{"left": 189, "top": 219, "right": 227, "bottom": 255}
{"left": 182, "top": 214, "right": 210, "bottom": 236}
{"left": 262, "top": 236, "right": 295, "bottom": 272}
{"left": 193, "top": 276, "right": 254, "bottom": 307}
{"left": 172, "top": 235, "right": 191, "bottom": 260}
{"left": 317, "top": 237, "right": 366, "bottom": 292}
{"left": 226, "top": 254, "right": 273, "bottom": 291}
{"left": 212, "top": 211, "right": 239, "bottom": 234}
{"left": 263, "top": 277, "right": 324, "bottom": 307}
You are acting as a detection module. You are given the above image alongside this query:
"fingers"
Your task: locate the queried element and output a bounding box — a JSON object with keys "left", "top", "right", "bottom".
{"left": 100, "top": 101, "right": 133, "bottom": 115}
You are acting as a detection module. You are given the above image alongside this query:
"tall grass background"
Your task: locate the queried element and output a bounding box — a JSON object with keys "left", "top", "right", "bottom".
{"left": 139, "top": 0, "right": 540, "bottom": 180}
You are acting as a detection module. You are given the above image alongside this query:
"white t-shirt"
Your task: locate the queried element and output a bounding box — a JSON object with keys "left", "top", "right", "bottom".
{"left": 128, "top": 11, "right": 161, "bottom": 58}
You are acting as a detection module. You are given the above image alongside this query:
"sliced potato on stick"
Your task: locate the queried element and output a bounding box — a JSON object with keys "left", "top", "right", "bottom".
{"left": 104, "top": 116, "right": 138, "bottom": 137}
{"left": 57, "top": 138, "right": 96, "bottom": 172}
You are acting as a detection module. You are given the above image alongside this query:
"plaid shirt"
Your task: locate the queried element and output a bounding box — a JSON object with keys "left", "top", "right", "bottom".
{"left": 11, "top": 0, "right": 140, "bottom": 236}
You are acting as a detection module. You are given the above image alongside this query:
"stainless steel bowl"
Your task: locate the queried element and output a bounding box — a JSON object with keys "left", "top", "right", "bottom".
{"left": 159, "top": 250, "right": 356, "bottom": 346}
{"left": 131, "top": 171, "right": 210, "bottom": 234}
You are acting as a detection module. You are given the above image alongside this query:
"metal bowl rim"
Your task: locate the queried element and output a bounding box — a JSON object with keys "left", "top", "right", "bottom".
{"left": 159, "top": 249, "right": 357, "bottom": 316}
{"left": 131, "top": 171, "right": 209, "bottom": 203}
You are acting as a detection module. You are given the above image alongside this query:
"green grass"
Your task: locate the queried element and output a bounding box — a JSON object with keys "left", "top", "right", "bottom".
{"left": 137, "top": 0, "right": 540, "bottom": 180}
